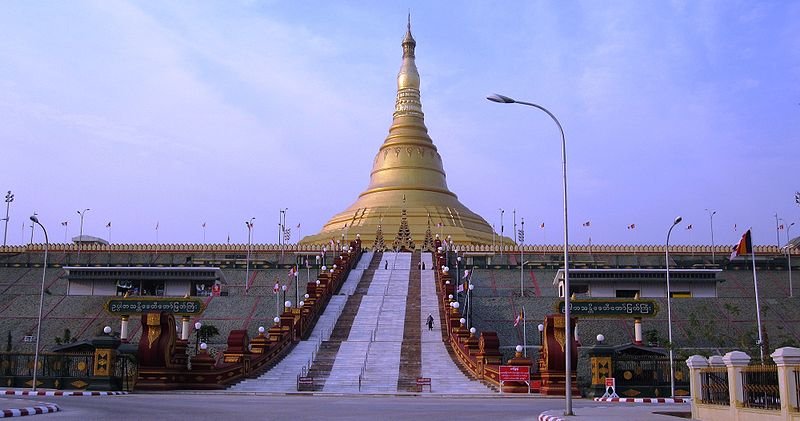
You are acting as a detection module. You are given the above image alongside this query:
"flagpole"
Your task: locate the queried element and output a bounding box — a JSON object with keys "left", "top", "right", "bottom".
{"left": 750, "top": 233, "right": 764, "bottom": 361}
{"left": 523, "top": 306, "right": 527, "bottom": 357}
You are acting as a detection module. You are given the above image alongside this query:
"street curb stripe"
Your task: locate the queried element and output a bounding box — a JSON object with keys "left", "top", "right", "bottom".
{"left": 1, "top": 403, "right": 59, "bottom": 418}
{"left": 537, "top": 414, "right": 564, "bottom": 421}
{"left": 2, "top": 390, "right": 128, "bottom": 397}
{"left": 592, "top": 397, "right": 689, "bottom": 404}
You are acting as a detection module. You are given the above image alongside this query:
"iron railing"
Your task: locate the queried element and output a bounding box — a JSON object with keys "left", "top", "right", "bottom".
{"left": 612, "top": 354, "right": 690, "bottom": 388}
{"left": 794, "top": 368, "right": 799, "bottom": 412}
{"left": 699, "top": 367, "right": 729, "bottom": 406}
{"left": 0, "top": 352, "right": 135, "bottom": 391}
{"left": 741, "top": 364, "right": 780, "bottom": 410}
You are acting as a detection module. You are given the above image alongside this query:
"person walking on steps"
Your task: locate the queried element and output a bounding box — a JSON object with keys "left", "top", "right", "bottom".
{"left": 385, "top": 261, "right": 388, "bottom": 270}
{"left": 427, "top": 313, "right": 434, "bottom": 331}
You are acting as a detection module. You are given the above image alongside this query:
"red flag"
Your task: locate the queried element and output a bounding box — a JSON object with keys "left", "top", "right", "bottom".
{"left": 730, "top": 229, "right": 752, "bottom": 260}
{"left": 513, "top": 310, "right": 523, "bottom": 327}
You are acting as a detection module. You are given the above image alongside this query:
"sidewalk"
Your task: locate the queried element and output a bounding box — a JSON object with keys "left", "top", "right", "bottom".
{"left": 539, "top": 403, "right": 694, "bottom": 421}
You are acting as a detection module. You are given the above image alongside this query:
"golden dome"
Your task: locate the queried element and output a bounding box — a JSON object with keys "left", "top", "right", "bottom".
{"left": 301, "top": 21, "right": 501, "bottom": 249}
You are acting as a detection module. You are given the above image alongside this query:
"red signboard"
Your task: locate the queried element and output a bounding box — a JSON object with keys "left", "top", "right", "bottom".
{"left": 605, "top": 377, "right": 615, "bottom": 388}
{"left": 499, "top": 365, "right": 530, "bottom": 382}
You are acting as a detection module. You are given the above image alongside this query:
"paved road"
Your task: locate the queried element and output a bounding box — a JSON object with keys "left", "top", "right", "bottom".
{"left": 5, "top": 393, "right": 691, "bottom": 421}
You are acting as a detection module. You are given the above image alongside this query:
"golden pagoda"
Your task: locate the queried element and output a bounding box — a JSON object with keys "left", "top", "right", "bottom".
{"left": 301, "top": 21, "right": 499, "bottom": 249}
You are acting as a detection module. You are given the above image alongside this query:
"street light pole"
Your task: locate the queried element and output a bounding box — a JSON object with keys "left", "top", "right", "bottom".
{"left": 665, "top": 216, "right": 683, "bottom": 398}
{"left": 705, "top": 209, "right": 716, "bottom": 264}
{"left": 2, "top": 191, "right": 13, "bottom": 247}
{"left": 487, "top": 93, "right": 572, "bottom": 415}
{"left": 194, "top": 321, "right": 202, "bottom": 354}
{"left": 29, "top": 215, "right": 48, "bottom": 391}
{"left": 775, "top": 213, "right": 781, "bottom": 248}
{"left": 499, "top": 208, "right": 504, "bottom": 257}
{"left": 786, "top": 222, "right": 795, "bottom": 297}
{"left": 520, "top": 218, "right": 525, "bottom": 297}
{"left": 245, "top": 218, "right": 255, "bottom": 295}
{"left": 76, "top": 208, "right": 90, "bottom": 261}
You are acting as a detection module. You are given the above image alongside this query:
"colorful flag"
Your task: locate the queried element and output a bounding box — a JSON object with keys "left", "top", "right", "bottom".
{"left": 513, "top": 309, "right": 523, "bottom": 327}
{"left": 730, "top": 229, "right": 752, "bottom": 260}
{"left": 686, "top": 224, "right": 693, "bottom": 230}
{"left": 627, "top": 224, "right": 635, "bottom": 229}
{"left": 779, "top": 224, "right": 784, "bottom": 230}
{"left": 582, "top": 221, "right": 591, "bottom": 227}
{"left": 202, "top": 222, "right": 206, "bottom": 228}
{"left": 106, "top": 222, "right": 111, "bottom": 228}
{"left": 61, "top": 221, "right": 68, "bottom": 226}
{"left": 457, "top": 283, "right": 464, "bottom": 293}
{"left": 155, "top": 222, "right": 159, "bottom": 230}
{"left": 297, "top": 223, "right": 301, "bottom": 229}
{"left": 273, "top": 282, "right": 280, "bottom": 294}
{"left": 734, "top": 224, "right": 738, "bottom": 232}
{"left": 540, "top": 223, "right": 545, "bottom": 229}
{"left": 288, "top": 266, "right": 298, "bottom": 277}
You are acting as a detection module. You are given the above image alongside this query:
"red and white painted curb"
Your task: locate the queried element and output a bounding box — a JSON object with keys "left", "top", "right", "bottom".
{"left": 537, "top": 414, "right": 564, "bottom": 421}
{"left": 593, "top": 397, "right": 688, "bottom": 404}
{"left": 1, "top": 402, "right": 59, "bottom": 418}
{"left": 3, "top": 390, "right": 127, "bottom": 397}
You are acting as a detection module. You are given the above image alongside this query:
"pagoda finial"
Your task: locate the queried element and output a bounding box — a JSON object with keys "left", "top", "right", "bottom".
{"left": 402, "top": 13, "right": 416, "bottom": 58}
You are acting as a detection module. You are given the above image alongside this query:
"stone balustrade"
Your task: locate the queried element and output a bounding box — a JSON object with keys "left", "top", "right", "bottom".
{"left": 687, "top": 347, "right": 800, "bottom": 420}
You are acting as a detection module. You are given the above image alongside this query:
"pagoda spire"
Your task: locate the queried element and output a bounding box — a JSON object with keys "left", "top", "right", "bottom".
{"left": 300, "top": 20, "right": 501, "bottom": 249}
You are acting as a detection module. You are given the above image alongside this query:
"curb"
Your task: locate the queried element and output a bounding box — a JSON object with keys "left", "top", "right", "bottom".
{"left": 1, "top": 403, "right": 59, "bottom": 418}
{"left": 537, "top": 414, "right": 563, "bottom": 421}
{"left": 592, "top": 397, "right": 688, "bottom": 404}
{"left": 3, "top": 390, "right": 128, "bottom": 397}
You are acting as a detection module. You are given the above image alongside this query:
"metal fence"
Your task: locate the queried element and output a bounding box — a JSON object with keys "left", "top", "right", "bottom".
{"left": 741, "top": 364, "right": 780, "bottom": 410}
{"left": 699, "top": 367, "right": 729, "bottom": 406}
{"left": 0, "top": 352, "right": 135, "bottom": 391}
{"left": 612, "top": 354, "right": 689, "bottom": 388}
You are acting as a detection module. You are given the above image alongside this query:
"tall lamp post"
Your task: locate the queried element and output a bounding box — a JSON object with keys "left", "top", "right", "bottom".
{"left": 498, "top": 208, "right": 504, "bottom": 257}
{"left": 487, "top": 93, "right": 572, "bottom": 415}
{"left": 76, "top": 208, "right": 90, "bottom": 260}
{"left": 29, "top": 215, "right": 48, "bottom": 391}
{"left": 2, "top": 191, "right": 13, "bottom": 247}
{"left": 194, "top": 321, "right": 202, "bottom": 354}
{"left": 665, "top": 215, "right": 683, "bottom": 398}
{"left": 245, "top": 218, "right": 255, "bottom": 295}
{"left": 785, "top": 222, "right": 795, "bottom": 297}
{"left": 705, "top": 209, "right": 716, "bottom": 264}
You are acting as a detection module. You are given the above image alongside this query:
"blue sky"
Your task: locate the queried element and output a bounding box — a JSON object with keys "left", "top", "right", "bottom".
{"left": 1, "top": 1, "right": 798, "bottom": 247}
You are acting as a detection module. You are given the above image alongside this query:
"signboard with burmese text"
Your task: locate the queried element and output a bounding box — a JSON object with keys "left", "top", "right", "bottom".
{"left": 556, "top": 299, "right": 658, "bottom": 317}
{"left": 105, "top": 298, "right": 206, "bottom": 316}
